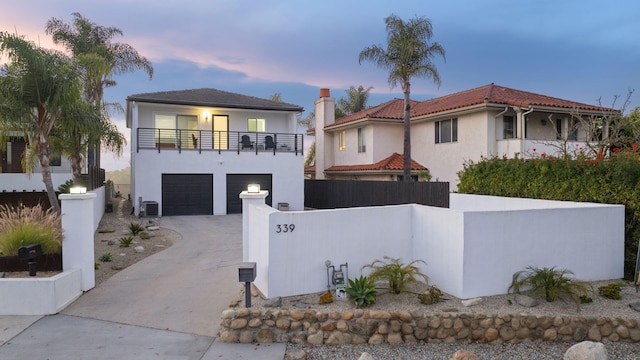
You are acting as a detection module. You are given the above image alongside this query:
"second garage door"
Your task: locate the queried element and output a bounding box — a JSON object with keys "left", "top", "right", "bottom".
{"left": 162, "top": 174, "right": 213, "bottom": 216}
{"left": 226, "top": 174, "right": 272, "bottom": 214}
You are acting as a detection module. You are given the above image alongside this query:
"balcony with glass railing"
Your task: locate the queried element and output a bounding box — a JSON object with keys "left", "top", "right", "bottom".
{"left": 136, "top": 128, "right": 304, "bottom": 156}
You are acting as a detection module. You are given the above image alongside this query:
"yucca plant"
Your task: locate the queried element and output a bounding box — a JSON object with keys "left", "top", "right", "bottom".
{"left": 362, "top": 256, "right": 428, "bottom": 294}
{"left": 508, "top": 266, "right": 591, "bottom": 309}
{"left": 128, "top": 223, "right": 145, "bottom": 236}
{"left": 0, "top": 203, "right": 62, "bottom": 256}
{"left": 346, "top": 275, "right": 377, "bottom": 307}
{"left": 119, "top": 236, "right": 134, "bottom": 247}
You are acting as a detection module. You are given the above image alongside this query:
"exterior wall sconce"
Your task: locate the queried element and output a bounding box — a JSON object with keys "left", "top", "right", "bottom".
{"left": 70, "top": 186, "right": 87, "bottom": 194}
{"left": 247, "top": 184, "right": 260, "bottom": 193}
{"left": 203, "top": 111, "right": 210, "bottom": 123}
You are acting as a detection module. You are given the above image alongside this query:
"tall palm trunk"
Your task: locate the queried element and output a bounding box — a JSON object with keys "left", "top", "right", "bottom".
{"left": 402, "top": 81, "right": 412, "bottom": 181}
{"left": 36, "top": 107, "right": 61, "bottom": 214}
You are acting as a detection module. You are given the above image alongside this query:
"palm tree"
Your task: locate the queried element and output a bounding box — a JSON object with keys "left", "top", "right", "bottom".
{"left": 45, "top": 13, "right": 152, "bottom": 172}
{"left": 359, "top": 14, "right": 445, "bottom": 181}
{"left": 337, "top": 85, "right": 374, "bottom": 117}
{"left": 0, "top": 32, "right": 84, "bottom": 213}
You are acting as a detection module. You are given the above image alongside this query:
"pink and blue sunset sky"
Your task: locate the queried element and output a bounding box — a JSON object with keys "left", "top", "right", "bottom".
{"left": 1, "top": 0, "right": 639, "bottom": 171}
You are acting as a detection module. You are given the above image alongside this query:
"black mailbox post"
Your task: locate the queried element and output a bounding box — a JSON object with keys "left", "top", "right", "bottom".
{"left": 18, "top": 244, "right": 42, "bottom": 276}
{"left": 239, "top": 262, "right": 257, "bottom": 307}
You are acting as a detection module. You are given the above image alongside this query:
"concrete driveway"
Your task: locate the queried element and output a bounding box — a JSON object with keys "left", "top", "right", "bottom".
{"left": 63, "top": 214, "right": 243, "bottom": 337}
{"left": 0, "top": 214, "right": 287, "bottom": 359}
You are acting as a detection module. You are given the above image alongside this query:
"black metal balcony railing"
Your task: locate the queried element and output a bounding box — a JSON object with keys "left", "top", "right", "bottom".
{"left": 136, "top": 128, "right": 304, "bottom": 156}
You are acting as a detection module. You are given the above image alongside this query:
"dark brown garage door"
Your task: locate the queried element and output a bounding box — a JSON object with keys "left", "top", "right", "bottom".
{"left": 226, "top": 174, "right": 272, "bottom": 214}
{"left": 162, "top": 174, "right": 213, "bottom": 216}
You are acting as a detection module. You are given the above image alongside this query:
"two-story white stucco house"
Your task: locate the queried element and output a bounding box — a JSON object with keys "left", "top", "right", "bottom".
{"left": 126, "top": 88, "right": 305, "bottom": 216}
{"left": 310, "top": 84, "right": 615, "bottom": 186}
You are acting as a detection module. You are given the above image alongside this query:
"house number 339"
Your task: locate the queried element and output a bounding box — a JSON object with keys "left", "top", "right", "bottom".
{"left": 276, "top": 224, "right": 295, "bottom": 233}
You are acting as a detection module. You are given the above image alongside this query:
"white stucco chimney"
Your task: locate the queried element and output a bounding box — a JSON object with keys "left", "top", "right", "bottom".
{"left": 314, "top": 88, "right": 335, "bottom": 179}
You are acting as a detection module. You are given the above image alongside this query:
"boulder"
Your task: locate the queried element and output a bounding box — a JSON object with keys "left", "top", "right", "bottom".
{"left": 358, "top": 352, "right": 375, "bottom": 360}
{"left": 515, "top": 294, "right": 539, "bottom": 307}
{"left": 264, "top": 297, "right": 282, "bottom": 308}
{"left": 563, "top": 341, "right": 608, "bottom": 360}
{"left": 629, "top": 299, "right": 640, "bottom": 312}
{"left": 461, "top": 298, "right": 483, "bottom": 307}
{"left": 449, "top": 349, "right": 480, "bottom": 360}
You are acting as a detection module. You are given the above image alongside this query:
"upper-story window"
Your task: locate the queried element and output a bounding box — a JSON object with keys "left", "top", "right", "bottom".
{"left": 339, "top": 131, "right": 346, "bottom": 151}
{"left": 154, "top": 114, "right": 198, "bottom": 148}
{"left": 503, "top": 116, "right": 516, "bottom": 139}
{"left": 435, "top": 118, "right": 458, "bottom": 144}
{"left": 357, "top": 127, "right": 366, "bottom": 153}
{"left": 248, "top": 118, "right": 265, "bottom": 132}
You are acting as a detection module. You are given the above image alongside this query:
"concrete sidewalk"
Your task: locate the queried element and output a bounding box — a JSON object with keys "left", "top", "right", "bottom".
{"left": 0, "top": 215, "right": 287, "bottom": 359}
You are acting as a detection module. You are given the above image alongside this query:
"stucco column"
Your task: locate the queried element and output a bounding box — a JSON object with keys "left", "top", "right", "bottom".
{"left": 60, "top": 192, "right": 96, "bottom": 291}
{"left": 239, "top": 190, "right": 269, "bottom": 262}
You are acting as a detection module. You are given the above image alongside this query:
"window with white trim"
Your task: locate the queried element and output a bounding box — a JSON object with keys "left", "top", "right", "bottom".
{"left": 357, "top": 127, "right": 366, "bottom": 153}
{"left": 247, "top": 118, "right": 265, "bottom": 132}
{"left": 503, "top": 115, "right": 516, "bottom": 139}
{"left": 339, "top": 131, "right": 346, "bottom": 151}
{"left": 435, "top": 118, "right": 458, "bottom": 144}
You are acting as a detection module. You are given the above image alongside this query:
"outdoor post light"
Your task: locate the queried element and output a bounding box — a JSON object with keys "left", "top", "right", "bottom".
{"left": 238, "top": 262, "right": 257, "bottom": 307}
{"left": 18, "top": 244, "right": 42, "bottom": 276}
{"left": 247, "top": 184, "right": 260, "bottom": 193}
{"left": 70, "top": 186, "right": 87, "bottom": 194}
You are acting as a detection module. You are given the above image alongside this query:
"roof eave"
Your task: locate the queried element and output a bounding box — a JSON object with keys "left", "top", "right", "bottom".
{"left": 126, "top": 97, "right": 304, "bottom": 112}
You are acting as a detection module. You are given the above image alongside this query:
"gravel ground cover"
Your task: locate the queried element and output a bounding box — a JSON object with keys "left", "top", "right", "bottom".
{"left": 93, "top": 198, "right": 177, "bottom": 286}
{"left": 239, "top": 278, "right": 640, "bottom": 359}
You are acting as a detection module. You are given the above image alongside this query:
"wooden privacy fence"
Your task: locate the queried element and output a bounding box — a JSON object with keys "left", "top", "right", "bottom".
{"left": 304, "top": 179, "right": 449, "bottom": 209}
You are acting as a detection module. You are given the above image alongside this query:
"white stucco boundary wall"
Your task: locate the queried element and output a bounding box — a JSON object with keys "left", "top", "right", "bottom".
{"left": 0, "top": 173, "right": 71, "bottom": 192}
{"left": 244, "top": 194, "right": 624, "bottom": 300}
{"left": 0, "top": 193, "right": 97, "bottom": 315}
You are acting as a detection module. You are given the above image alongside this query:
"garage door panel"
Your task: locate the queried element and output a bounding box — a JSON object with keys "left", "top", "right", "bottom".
{"left": 226, "top": 174, "right": 272, "bottom": 214}
{"left": 162, "top": 174, "right": 213, "bottom": 216}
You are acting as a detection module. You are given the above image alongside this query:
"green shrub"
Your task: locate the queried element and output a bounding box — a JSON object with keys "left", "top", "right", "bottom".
{"left": 119, "top": 237, "right": 134, "bottom": 247}
{"left": 346, "top": 275, "right": 377, "bottom": 308}
{"left": 457, "top": 149, "right": 640, "bottom": 279}
{"left": 0, "top": 203, "right": 62, "bottom": 256}
{"left": 138, "top": 232, "right": 150, "bottom": 240}
{"left": 598, "top": 283, "right": 622, "bottom": 300}
{"left": 580, "top": 295, "right": 593, "bottom": 304}
{"left": 128, "top": 223, "right": 145, "bottom": 236}
{"left": 508, "top": 266, "right": 591, "bottom": 310}
{"left": 362, "top": 256, "right": 428, "bottom": 294}
{"left": 99, "top": 252, "right": 112, "bottom": 262}
{"left": 94, "top": 262, "right": 100, "bottom": 270}
{"left": 418, "top": 285, "right": 443, "bottom": 305}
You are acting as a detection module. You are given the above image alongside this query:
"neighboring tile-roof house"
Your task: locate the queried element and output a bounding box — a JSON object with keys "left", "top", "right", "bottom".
{"left": 320, "top": 84, "right": 615, "bottom": 131}
{"left": 412, "top": 83, "right": 613, "bottom": 117}
{"left": 325, "top": 153, "right": 427, "bottom": 173}
{"left": 127, "top": 88, "right": 304, "bottom": 112}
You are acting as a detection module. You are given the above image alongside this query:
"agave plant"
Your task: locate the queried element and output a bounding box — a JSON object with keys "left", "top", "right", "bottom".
{"left": 346, "top": 275, "right": 377, "bottom": 307}
{"left": 508, "top": 266, "right": 591, "bottom": 309}
{"left": 362, "top": 256, "right": 428, "bottom": 294}
{"left": 128, "top": 223, "right": 145, "bottom": 236}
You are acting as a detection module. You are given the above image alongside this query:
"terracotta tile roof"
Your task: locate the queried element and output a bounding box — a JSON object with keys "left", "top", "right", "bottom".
{"left": 304, "top": 165, "right": 316, "bottom": 173}
{"left": 412, "top": 83, "right": 613, "bottom": 117}
{"left": 326, "top": 98, "right": 419, "bottom": 129}
{"left": 325, "top": 153, "right": 427, "bottom": 172}
{"left": 127, "top": 88, "right": 304, "bottom": 112}
{"left": 323, "top": 84, "right": 614, "bottom": 130}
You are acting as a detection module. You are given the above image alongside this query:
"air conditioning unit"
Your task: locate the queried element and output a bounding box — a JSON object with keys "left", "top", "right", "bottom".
{"left": 141, "top": 201, "right": 158, "bottom": 217}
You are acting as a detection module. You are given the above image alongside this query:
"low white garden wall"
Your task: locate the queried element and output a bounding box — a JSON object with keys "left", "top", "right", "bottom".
{"left": 0, "top": 269, "right": 81, "bottom": 315}
{"left": 0, "top": 193, "right": 97, "bottom": 315}
{"left": 244, "top": 194, "right": 624, "bottom": 299}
